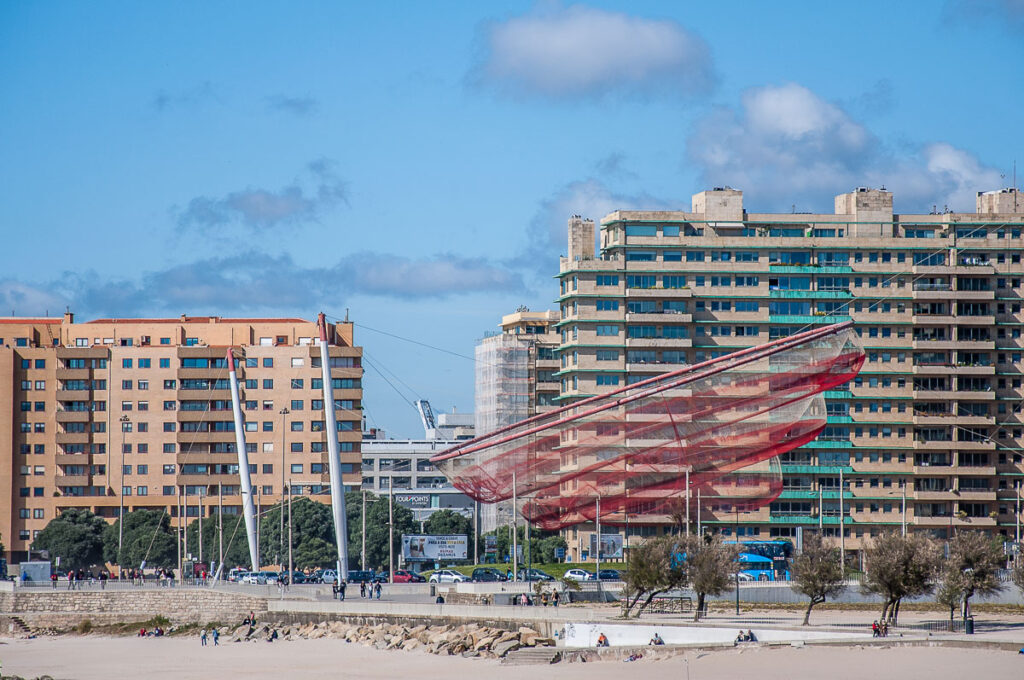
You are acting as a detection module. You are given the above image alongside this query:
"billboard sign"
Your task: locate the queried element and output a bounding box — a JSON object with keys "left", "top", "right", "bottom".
{"left": 401, "top": 534, "right": 468, "bottom": 560}
{"left": 394, "top": 494, "right": 430, "bottom": 509}
{"left": 484, "top": 535, "right": 498, "bottom": 553}
{"left": 589, "top": 533, "right": 624, "bottom": 559}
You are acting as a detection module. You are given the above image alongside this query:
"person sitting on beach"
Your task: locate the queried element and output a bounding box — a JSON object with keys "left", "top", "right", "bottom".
{"left": 138, "top": 628, "right": 147, "bottom": 637}
{"left": 649, "top": 633, "right": 664, "bottom": 646}
{"left": 597, "top": 633, "right": 610, "bottom": 647}
{"left": 735, "top": 630, "right": 747, "bottom": 644}
{"left": 746, "top": 630, "right": 756, "bottom": 642}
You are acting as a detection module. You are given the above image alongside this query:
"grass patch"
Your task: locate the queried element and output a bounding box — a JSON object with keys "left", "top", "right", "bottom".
{"left": 74, "top": 619, "right": 93, "bottom": 634}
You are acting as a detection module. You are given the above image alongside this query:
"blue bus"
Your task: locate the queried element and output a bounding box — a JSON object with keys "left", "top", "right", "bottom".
{"left": 726, "top": 540, "right": 794, "bottom": 580}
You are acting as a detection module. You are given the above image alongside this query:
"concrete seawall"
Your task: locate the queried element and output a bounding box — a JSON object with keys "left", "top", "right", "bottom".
{"left": 0, "top": 589, "right": 267, "bottom": 631}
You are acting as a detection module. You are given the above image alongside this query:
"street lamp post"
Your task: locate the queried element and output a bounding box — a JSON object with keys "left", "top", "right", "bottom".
{"left": 735, "top": 503, "right": 740, "bottom": 616}
{"left": 118, "top": 415, "right": 130, "bottom": 558}
{"left": 279, "top": 407, "right": 289, "bottom": 567}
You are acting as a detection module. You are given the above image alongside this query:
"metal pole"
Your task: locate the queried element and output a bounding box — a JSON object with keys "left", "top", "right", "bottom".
{"left": 735, "top": 504, "right": 740, "bottom": 616}
{"left": 596, "top": 495, "right": 602, "bottom": 599}
{"left": 839, "top": 468, "right": 845, "bottom": 574}
{"left": 226, "top": 348, "right": 259, "bottom": 571}
{"left": 818, "top": 486, "right": 823, "bottom": 531}
{"left": 199, "top": 488, "right": 203, "bottom": 564}
{"left": 473, "top": 499, "right": 479, "bottom": 565}
{"left": 686, "top": 468, "right": 691, "bottom": 536}
{"left": 512, "top": 472, "right": 518, "bottom": 581}
{"left": 388, "top": 476, "right": 394, "bottom": 583}
{"left": 1016, "top": 483, "right": 1021, "bottom": 546}
{"left": 697, "top": 488, "right": 702, "bottom": 536}
{"left": 218, "top": 483, "right": 223, "bottom": 576}
{"left": 316, "top": 313, "right": 350, "bottom": 581}
{"left": 184, "top": 490, "right": 189, "bottom": 563}
{"left": 288, "top": 481, "right": 293, "bottom": 584}
{"left": 901, "top": 484, "right": 907, "bottom": 537}
{"left": 256, "top": 487, "right": 261, "bottom": 570}
{"left": 279, "top": 407, "right": 289, "bottom": 567}
{"left": 118, "top": 415, "right": 129, "bottom": 559}
{"left": 176, "top": 490, "right": 182, "bottom": 580}
{"left": 361, "top": 491, "right": 367, "bottom": 570}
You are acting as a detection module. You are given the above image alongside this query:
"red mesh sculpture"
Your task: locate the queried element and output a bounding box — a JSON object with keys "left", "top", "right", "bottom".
{"left": 431, "top": 322, "right": 864, "bottom": 530}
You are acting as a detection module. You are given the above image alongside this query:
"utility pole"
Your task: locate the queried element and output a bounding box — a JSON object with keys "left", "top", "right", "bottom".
{"left": 176, "top": 490, "right": 182, "bottom": 580}
{"left": 696, "top": 488, "right": 701, "bottom": 536}
{"left": 361, "top": 491, "right": 367, "bottom": 570}
{"left": 199, "top": 488, "right": 204, "bottom": 565}
{"left": 388, "top": 475, "right": 394, "bottom": 583}
{"left": 184, "top": 491, "right": 189, "bottom": 564}
{"left": 118, "top": 415, "right": 130, "bottom": 558}
{"left": 901, "top": 483, "right": 907, "bottom": 537}
{"left": 512, "top": 472, "right": 518, "bottom": 581}
{"left": 256, "top": 487, "right": 261, "bottom": 570}
{"left": 595, "top": 495, "right": 602, "bottom": 599}
{"left": 685, "top": 468, "right": 691, "bottom": 536}
{"left": 218, "top": 482, "right": 223, "bottom": 577}
{"left": 818, "top": 485, "right": 823, "bottom": 531}
{"left": 839, "top": 468, "right": 845, "bottom": 575}
{"left": 279, "top": 407, "right": 289, "bottom": 568}
{"left": 473, "top": 499, "right": 479, "bottom": 565}
{"left": 288, "top": 481, "right": 294, "bottom": 585}
{"left": 735, "top": 503, "right": 740, "bottom": 616}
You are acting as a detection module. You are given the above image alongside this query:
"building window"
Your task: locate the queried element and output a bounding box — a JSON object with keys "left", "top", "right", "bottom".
{"left": 291, "top": 464, "right": 303, "bottom": 474}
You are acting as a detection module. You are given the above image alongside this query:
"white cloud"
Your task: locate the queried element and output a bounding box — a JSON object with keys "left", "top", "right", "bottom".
{"left": 474, "top": 4, "right": 715, "bottom": 98}
{"left": 177, "top": 159, "right": 348, "bottom": 230}
{"left": 688, "top": 82, "right": 1002, "bottom": 212}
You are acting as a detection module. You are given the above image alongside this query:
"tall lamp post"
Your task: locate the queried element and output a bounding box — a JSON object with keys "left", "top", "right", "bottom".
{"left": 118, "top": 415, "right": 131, "bottom": 558}
{"left": 278, "top": 407, "right": 289, "bottom": 568}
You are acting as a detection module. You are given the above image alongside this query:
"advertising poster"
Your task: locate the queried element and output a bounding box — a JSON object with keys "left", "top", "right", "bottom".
{"left": 401, "top": 534, "right": 468, "bottom": 560}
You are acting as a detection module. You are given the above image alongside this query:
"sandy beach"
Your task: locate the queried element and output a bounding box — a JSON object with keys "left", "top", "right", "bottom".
{"left": 1, "top": 636, "right": 1021, "bottom": 680}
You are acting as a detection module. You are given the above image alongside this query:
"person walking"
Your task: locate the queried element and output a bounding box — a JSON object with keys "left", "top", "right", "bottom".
{"left": 339, "top": 580, "right": 347, "bottom": 601}
{"left": 552, "top": 591, "right": 560, "bottom": 608}
{"left": 360, "top": 582, "right": 366, "bottom": 599}
{"left": 212, "top": 628, "right": 220, "bottom": 646}
{"left": 374, "top": 582, "right": 382, "bottom": 600}
{"left": 200, "top": 629, "right": 208, "bottom": 646}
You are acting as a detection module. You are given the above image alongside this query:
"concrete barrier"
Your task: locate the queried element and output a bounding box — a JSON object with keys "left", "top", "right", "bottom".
{"left": 560, "top": 621, "right": 872, "bottom": 648}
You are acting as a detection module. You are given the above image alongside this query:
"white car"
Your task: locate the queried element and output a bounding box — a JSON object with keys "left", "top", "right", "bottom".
{"left": 240, "top": 572, "right": 260, "bottom": 584}
{"left": 428, "top": 569, "right": 467, "bottom": 583}
{"left": 563, "top": 568, "right": 594, "bottom": 582}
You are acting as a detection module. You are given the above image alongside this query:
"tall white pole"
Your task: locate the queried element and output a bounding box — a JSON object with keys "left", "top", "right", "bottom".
{"left": 288, "top": 482, "right": 293, "bottom": 583}
{"left": 176, "top": 491, "right": 182, "bottom": 579}
{"left": 227, "top": 347, "right": 259, "bottom": 571}
{"left": 595, "top": 495, "right": 602, "bottom": 597}
{"left": 901, "top": 484, "right": 907, "bottom": 537}
{"left": 256, "top": 488, "right": 261, "bottom": 569}
{"left": 388, "top": 479, "right": 394, "bottom": 582}
{"left": 318, "top": 313, "right": 350, "bottom": 581}
{"left": 361, "top": 491, "right": 367, "bottom": 570}
{"left": 1016, "top": 483, "right": 1021, "bottom": 545}
{"left": 819, "top": 486, "right": 823, "bottom": 531}
{"left": 199, "top": 489, "right": 204, "bottom": 564}
{"left": 697, "top": 488, "right": 702, "bottom": 536}
{"left": 218, "top": 483, "right": 223, "bottom": 578}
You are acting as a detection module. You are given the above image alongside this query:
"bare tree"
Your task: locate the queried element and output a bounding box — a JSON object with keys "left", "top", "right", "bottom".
{"left": 862, "top": 532, "right": 941, "bottom": 625}
{"left": 620, "top": 536, "right": 685, "bottom": 618}
{"left": 942, "top": 531, "right": 1005, "bottom": 618}
{"left": 681, "top": 533, "right": 738, "bottom": 622}
{"left": 791, "top": 533, "right": 846, "bottom": 625}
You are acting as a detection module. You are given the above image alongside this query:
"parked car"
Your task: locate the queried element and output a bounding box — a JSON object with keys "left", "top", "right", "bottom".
{"left": 516, "top": 568, "right": 555, "bottom": 582}
{"left": 595, "top": 569, "right": 622, "bottom": 581}
{"left": 319, "top": 569, "right": 338, "bottom": 585}
{"left": 240, "top": 572, "right": 260, "bottom": 584}
{"left": 282, "top": 570, "right": 306, "bottom": 585}
{"left": 428, "top": 569, "right": 468, "bottom": 583}
{"left": 470, "top": 567, "right": 507, "bottom": 582}
{"left": 347, "top": 569, "right": 383, "bottom": 584}
{"left": 563, "top": 568, "right": 594, "bottom": 582}
{"left": 228, "top": 567, "right": 248, "bottom": 583}
{"left": 392, "top": 570, "right": 426, "bottom": 583}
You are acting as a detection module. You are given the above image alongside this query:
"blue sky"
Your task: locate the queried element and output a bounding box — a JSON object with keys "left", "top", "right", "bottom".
{"left": 1, "top": 1, "right": 1022, "bottom": 436}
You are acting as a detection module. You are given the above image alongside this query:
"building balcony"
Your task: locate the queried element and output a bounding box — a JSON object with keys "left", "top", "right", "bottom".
{"left": 911, "top": 340, "right": 960, "bottom": 351}
{"left": 953, "top": 466, "right": 996, "bottom": 476}
{"left": 55, "top": 432, "right": 91, "bottom": 445}
{"left": 55, "top": 453, "right": 91, "bottom": 465}
{"left": 912, "top": 389, "right": 995, "bottom": 401}
{"left": 913, "top": 439, "right": 954, "bottom": 449}
{"left": 914, "top": 490, "right": 955, "bottom": 502}
{"left": 768, "top": 289, "right": 852, "bottom": 299}
{"left": 912, "top": 265, "right": 994, "bottom": 275}
{"left": 955, "top": 315, "right": 996, "bottom": 326}
{"left": 55, "top": 368, "right": 91, "bottom": 380}
{"left": 769, "top": 264, "right": 853, "bottom": 274}
{"left": 176, "top": 368, "right": 220, "bottom": 380}
{"left": 175, "top": 431, "right": 236, "bottom": 444}
{"left": 768, "top": 314, "right": 852, "bottom": 325}
{"left": 912, "top": 414, "right": 993, "bottom": 426}
{"left": 177, "top": 388, "right": 232, "bottom": 401}
{"left": 625, "top": 287, "right": 692, "bottom": 298}
{"left": 625, "top": 312, "right": 692, "bottom": 323}
{"left": 950, "top": 290, "right": 996, "bottom": 300}
{"left": 626, "top": 361, "right": 689, "bottom": 372}
{"left": 954, "top": 439, "right": 995, "bottom": 450}
{"left": 56, "top": 410, "right": 91, "bottom": 423}
{"left": 56, "top": 388, "right": 92, "bottom": 400}
{"left": 57, "top": 474, "right": 91, "bottom": 487}
{"left": 956, "top": 489, "right": 997, "bottom": 501}
{"left": 914, "top": 515, "right": 996, "bottom": 527}
{"left": 177, "top": 409, "right": 232, "bottom": 422}
{"left": 911, "top": 315, "right": 956, "bottom": 325}
{"left": 625, "top": 337, "right": 693, "bottom": 348}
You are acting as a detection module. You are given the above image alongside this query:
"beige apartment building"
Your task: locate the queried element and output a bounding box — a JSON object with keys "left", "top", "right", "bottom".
{"left": 556, "top": 186, "right": 1024, "bottom": 563}
{"left": 0, "top": 314, "right": 362, "bottom": 562}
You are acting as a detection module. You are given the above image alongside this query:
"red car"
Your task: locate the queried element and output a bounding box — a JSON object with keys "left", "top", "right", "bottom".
{"left": 392, "top": 570, "right": 426, "bottom": 583}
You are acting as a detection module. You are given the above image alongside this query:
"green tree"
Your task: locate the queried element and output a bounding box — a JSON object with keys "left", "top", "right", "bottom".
{"left": 424, "top": 509, "right": 471, "bottom": 536}
{"left": 792, "top": 533, "right": 846, "bottom": 625}
{"left": 941, "top": 531, "right": 1005, "bottom": 617}
{"left": 258, "top": 498, "right": 340, "bottom": 570}
{"left": 184, "top": 512, "right": 252, "bottom": 571}
{"left": 344, "top": 492, "right": 415, "bottom": 571}
{"left": 621, "top": 536, "right": 685, "bottom": 618}
{"left": 684, "top": 534, "right": 738, "bottom": 622}
{"left": 862, "top": 532, "right": 941, "bottom": 625}
{"left": 32, "top": 509, "right": 107, "bottom": 570}
{"left": 103, "top": 509, "right": 177, "bottom": 569}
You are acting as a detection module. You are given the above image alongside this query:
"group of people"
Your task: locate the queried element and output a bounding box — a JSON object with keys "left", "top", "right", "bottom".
{"left": 50, "top": 569, "right": 110, "bottom": 590}
{"left": 358, "top": 582, "right": 382, "bottom": 599}
{"left": 648, "top": 632, "right": 664, "bottom": 645}
{"left": 871, "top": 620, "right": 890, "bottom": 637}
{"left": 734, "top": 629, "right": 757, "bottom": 644}
{"left": 199, "top": 628, "right": 220, "bottom": 646}
{"left": 512, "top": 591, "right": 560, "bottom": 607}
{"left": 137, "top": 627, "right": 165, "bottom": 638}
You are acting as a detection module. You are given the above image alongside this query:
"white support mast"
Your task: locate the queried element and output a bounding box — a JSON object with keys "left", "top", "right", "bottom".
{"left": 318, "top": 312, "right": 350, "bottom": 581}
{"left": 227, "top": 347, "right": 259, "bottom": 571}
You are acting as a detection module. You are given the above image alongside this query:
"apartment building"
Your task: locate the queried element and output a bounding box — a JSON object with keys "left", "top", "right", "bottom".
{"left": 0, "top": 313, "right": 362, "bottom": 562}
{"left": 556, "top": 186, "right": 1024, "bottom": 562}
{"left": 474, "top": 309, "right": 560, "bottom": 532}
